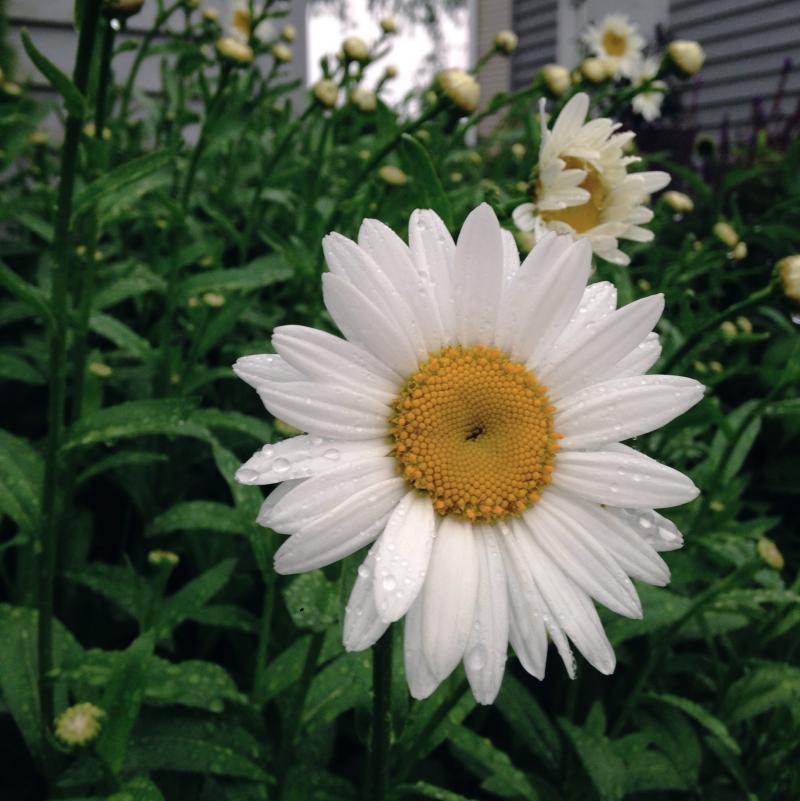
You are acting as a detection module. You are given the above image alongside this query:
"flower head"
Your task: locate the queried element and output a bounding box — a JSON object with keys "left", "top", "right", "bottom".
{"left": 216, "top": 35, "right": 254, "bottom": 65}
{"left": 343, "top": 36, "right": 370, "bottom": 63}
{"left": 351, "top": 87, "right": 377, "bottom": 113}
{"left": 580, "top": 57, "right": 614, "bottom": 83}
{"left": 663, "top": 190, "right": 694, "bottom": 214}
{"left": 312, "top": 79, "right": 338, "bottom": 108}
{"left": 582, "top": 14, "right": 645, "bottom": 79}
{"left": 437, "top": 68, "right": 480, "bottom": 113}
{"left": 55, "top": 703, "right": 104, "bottom": 747}
{"left": 494, "top": 30, "right": 519, "bottom": 55}
{"left": 235, "top": 204, "right": 702, "bottom": 703}
{"left": 668, "top": 40, "right": 705, "bottom": 77}
{"left": 513, "top": 93, "right": 670, "bottom": 265}
{"left": 778, "top": 255, "right": 800, "bottom": 302}
{"left": 541, "top": 64, "right": 570, "bottom": 97}
{"left": 630, "top": 57, "right": 667, "bottom": 122}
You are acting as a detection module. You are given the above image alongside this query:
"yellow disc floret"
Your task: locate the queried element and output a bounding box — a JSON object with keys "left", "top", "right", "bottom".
{"left": 389, "top": 345, "right": 560, "bottom": 524}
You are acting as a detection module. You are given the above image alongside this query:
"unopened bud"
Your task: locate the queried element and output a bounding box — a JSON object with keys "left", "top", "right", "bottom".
{"left": 378, "top": 165, "right": 408, "bottom": 186}
{"left": 312, "top": 79, "right": 338, "bottom": 109}
{"left": 541, "top": 64, "right": 570, "bottom": 97}
{"left": 494, "top": 30, "right": 518, "bottom": 55}
{"left": 103, "top": 0, "right": 144, "bottom": 18}
{"left": 668, "top": 40, "right": 705, "bottom": 77}
{"left": 351, "top": 87, "right": 376, "bottom": 112}
{"left": 342, "top": 36, "right": 370, "bottom": 63}
{"left": 281, "top": 24, "right": 296, "bottom": 42}
{"left": 271, "top": 43, "right": 292, "bottom": 63}
{"left": 55, "top": 703, "right": 104, "bottom": 747}
{"left": 437, "top": 68, "right": 480, "bottom": 113}
{"left": 757, "top": 538, "right": 784, "bottom": 570}
{"left": 713, "top": 221, "right": 739, "bottom": 248}
{"left": 777, "top": 255, "right": 800, "bottom": 303}
{"left": 380, "top": 17, "right": 397, "bottom": 34}
{"left": 663, "top": 190, "right": 694, "bottom": 214}
{"left": 216, "top": 36, "right": 253, "bottom": 65}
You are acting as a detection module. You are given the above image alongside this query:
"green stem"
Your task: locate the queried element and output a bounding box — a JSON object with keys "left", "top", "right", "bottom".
{"left": 366, "top": 632, "right": 393, "bottom": 801}
{"left": 251, "top": 577, "right": 276, "bottom": 701}
{"left": 37, "top": 0, "right": 102, "bottom": 746}
{"left": 661, "top": 280, "right": 776, "bottom": 374}
{"left": 276, "top": 631, "right": 325, "bottom": 798}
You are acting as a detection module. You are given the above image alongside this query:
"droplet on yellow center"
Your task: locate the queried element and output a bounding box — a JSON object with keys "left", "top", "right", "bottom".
{"left": 389, "top": 345, "right": 560, "bottom": 525}
{"left": 540, "top": 156, "right": 606, "bottom": 233}
{"left": 602, "top": 30, "right": 627, "bottom": 57}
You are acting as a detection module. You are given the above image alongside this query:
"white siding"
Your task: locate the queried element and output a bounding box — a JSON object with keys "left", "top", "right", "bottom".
{"left": 511, "top": 0, "right": 557, "bottom": 89}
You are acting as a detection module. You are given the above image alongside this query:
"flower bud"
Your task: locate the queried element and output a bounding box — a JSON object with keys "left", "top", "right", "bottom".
{"left": 148, "top": 549, "right": 180, "bottom": 567}
{"left": 736, "top": 316, "right": 752, "bottom": 334}
{"left": 1, "top": 81, "right": 23, "bottom": 97}
{"left": 511, "top": 143, "right": 526, "bottom": 159}
{"left": 312, "top": 78, "right": 338, "bottom": 109}
{"left": 281, "top": 24, "right": 296, "bottom": 42}
{"left": 103, "top": 0, "right": 144, "bottom": 18}
{"left": 88, "top": 362, "right": 112, "bottom": 378}
{"left": 343, "top": 36, "right": 370, "bottom": 63}
{"left": 713, "top": 221, "right": 739, "bottom": 248}
{"left": 581, "top": 57, "right": 613, "bottom": 83}
{"left": 203, "top": 292, "right": 225, "bottom": 307}
{"left": 720, "top": 320, "right": 737, "bottom": 338}
{"left": 668, "top": 40, "right": 705, "bottom": 77}
{"left": 29, "top": 130, "right": 50, "bottom": 146}
{"left": 351, "top": 87, "right": 377, "bottom": 112}
{"left": 709, "top": 361, "right": 723, "bottom": 373}
{"left": 663, "top": 190, "right": 694, "bottom": 214}
{"left": 757, "top": 538, "right": 784, "bottom": 570}
{"left": 384, "top": 65, "right": 398, "bottom": 79}
{"left": 541, "top": 64, "right": 570, "bottom": 97}
{"left": 450, "top": 171, "right": 463, "bottom": 184}
{"left": 216, "top": 36, "right": 254, "bottom": 65}
{"left": 437, "top": 68, "right": 480, "bottom": 113}
{"left": 271, "top": 43, "right": 292, "bottom": 63}
{"left": 378, "top": 165, "right": 408, "bottom": 186}
{"left": 55, "top": 703, "right": 104, "bottom": 747}
{"left": 380, "top": 17, "right": 397, "bottom": 34}
{"left": 202, "top": 8, "right": 218, "bottom": 23}
{"left": 777, "top": 255, "right": 800, "bottom": 303}
{"left": 730, "top": 241, "right": 747, "bottom": 261}
{"left": 494, "top": 30, "right": 518, "bottom": 55}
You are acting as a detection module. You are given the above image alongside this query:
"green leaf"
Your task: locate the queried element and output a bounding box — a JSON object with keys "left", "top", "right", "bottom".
{"left": 21, "top": 29, "right": 86, "bottom": 117}
{"left": 96, "top": 631, "right": 156, "bottom": 773}
{"left": 89, "top": 313, "right": 153, "bottom": 360}
{"left": 604, "top": 585, "right": 691, "bottom": 646}
{"left": 0, "top": 352, "right": 45, "bottom": 385}
{"left": 0, "top": 429, "right": 43, "bottom": 531}
{"left": 283, "top": 570, "right": 340, "bottom": 632}
{"left": 155, "top": 559, "right": 237, "bottom": 638}
{"left": 647, "top": 693, "right": 740, "bottom": 754}
{"left": 64, "top": 399, "right": 208, "bottom": 450}
{"left": 144, "top": 658, "right": 246, "bottom": 711}
{"left": 765, "top": 398, "right": 800, "bottom": 417}
{"left": 302, "top": 651, "right": 372, "bottom": 728}
{"left": 449, "top": 727, "right": 535, "bottom": 799}
{"left": 398, "top": 781, "right": 480, "bottom": 801}
{"left": 0, "top": 260, "right": 52, "bottom": 324}
{"left": 190, "top": 408, "right": 273, "bottom": 444}
{"left": 399, "top": 134, "right": 455, "bottom": 230}
{"left": 722, "top": 662, "right": 800, "bottom": 723}
{"left": 66, "top": 562, "right": 151, "bottom": 621}
{"left": 93, "top": 262, "right": 166, "bottom": 310}
{"left": 0, "top": 605, "right": 82, "bottom": 764}
{"left": 559, "top": 717, "right": 625, "bottom": 801}
{"left": 147, "top": 501, "right": 245, "bottom": 537}
{"left": 283, "top": 767, "right": 356, "bottom": 801}
{"left": 77, "top": 451, "right": 168, "bottom": 485}
{"left": 107, "top": 777, "right": 165, "bottom": 801}
{"left": 73, "top": 151, "right": 172, "bottom": 220}
{"left": 177, "top": 254, "right": 292, "bottom": 297}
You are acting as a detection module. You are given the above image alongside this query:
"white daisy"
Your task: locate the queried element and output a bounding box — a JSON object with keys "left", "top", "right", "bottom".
{"left": 631, "top": 57, "right": 667, "bottom": 122}
{"left": 235, "top": 204, "right": 703, "bottom": 704}
{"left": 229, "top": 0, "right": 274, "bottom": 44}
{"left": 512, "top": 93, "right": 670, "bottom": 266}
{"left": 582, "top": 14, "right": 645, "bottom": 79}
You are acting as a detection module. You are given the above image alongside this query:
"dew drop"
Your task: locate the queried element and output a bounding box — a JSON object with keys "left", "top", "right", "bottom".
{"left": 236, "top": 468, "right": 260, "bottom": 484}
{"left": 466, "top": 644, "right": 487, "bottom": 671}
{"left": 323, "top": 449, "right": 340, "bottom": 461}
{"left": 357, "top": 564, "right": 371, "bottom": 579}
{"left": 381, "top": 575, "right": 397, "bottom": 592}
{"left": 271, "top": 458, "right": 291, "bottom": 473}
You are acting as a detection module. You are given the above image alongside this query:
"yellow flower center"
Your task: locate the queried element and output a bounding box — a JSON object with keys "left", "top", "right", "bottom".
{"left": 389, "top": 345, "right": 560, "bottom": 524}
{"left": 540, "top": 156, "right": 606, "bottom": 234}
{"left": 602, "top": 29, "right": 627, "bottom": 57}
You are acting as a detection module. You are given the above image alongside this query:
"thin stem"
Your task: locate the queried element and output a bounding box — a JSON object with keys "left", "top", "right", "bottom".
{"left": 37, "top": 0, "right": 102, "bottom": 743}
{"left": 251, "top": 577, "right": 276, "bottom": 701}
{"left": 366, "top": 632, "right": 393, "bottom": 801}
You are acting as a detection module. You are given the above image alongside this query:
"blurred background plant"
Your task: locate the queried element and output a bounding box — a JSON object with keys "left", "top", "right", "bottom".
{"left": 0, "top": 2, "right": 799, "bottom": 800}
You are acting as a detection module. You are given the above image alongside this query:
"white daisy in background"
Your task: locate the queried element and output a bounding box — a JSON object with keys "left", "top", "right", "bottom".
{"left": 229, "top": 0, "right": 274, "bottom": 44}
{"left": 513, "top": 93, "right": 670, "bottom": 266}
{"left": 582, "top": 14, "right": 645, "bottom": 79}
{"left": 234, "top": 204, "right": 703, "bottom": 704}
{"left": 631, "top": 57, "right": 667, "bottom": 122}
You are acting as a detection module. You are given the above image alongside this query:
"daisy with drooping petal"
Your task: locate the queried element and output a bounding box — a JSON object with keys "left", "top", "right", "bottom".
{"left": 235, "top": 204, "right": 703, "bottom": 704}
{"left": 630, "top": 57, "right": 667, "bottom": 122}
{"left": 582, "top": 14, "right": 645, "bottom": 79}
{"left": 513, "top": 93, "right": 670, "bottom": 266}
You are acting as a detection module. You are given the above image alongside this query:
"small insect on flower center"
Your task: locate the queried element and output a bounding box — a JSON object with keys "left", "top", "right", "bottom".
{"left": 540, "top": 156, "right": 606, "bottom": 233}
{"left": 389, "top": 345, "right": 561, "bottom": 524}
{"left": 602, "top": 29, "right": 627, "bottom": 57}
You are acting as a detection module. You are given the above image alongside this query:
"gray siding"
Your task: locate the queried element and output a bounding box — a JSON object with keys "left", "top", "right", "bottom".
{"left": 670, "top": 0, "right": 800, "bottom": 134}
{"left": 511, "top": 0, "right": 557, "bottom": 89}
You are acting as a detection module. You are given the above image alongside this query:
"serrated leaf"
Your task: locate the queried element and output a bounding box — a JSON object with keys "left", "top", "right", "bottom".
{"left": 66, "top": 562, "right": 152, "bottom": 621}
{"left": 722, "top": 662, "right": 800, "bottom": 723}
{"left": 559, "top": 717, "right": 625, "bottom": 801}
{"left": 178, "top": 254, "right": 292, "bottom": 297}
{"left": 21, "top": 29, "right": 85, "bottom": 117}
{"left": 89, "top": 313, "right": 153, "bottom": 360}
{"left": 0, "top": 429, "right": 43, "bottom": 531}
{"left": 64, "top": 399, "right": 208, "bottom": 450}
{"left": 302, "top": 651, "right": 372, "bottom": 728}
{"left": 147, "top": 501, "right": 245, "bottom": 537}
{"left": 73, "top": 151, "right": 172, "bottom": 220}
{"left": 145, "top": 657, "right": 246, "bottom": 711}
{"left": 283, "top": 571, "right": 340, "bottom": 633}
{"left": 647, "top": 693, "right": 740, "bottom": 754}
{"left": 0, "top": 260, "right": 52, "bottom": 323}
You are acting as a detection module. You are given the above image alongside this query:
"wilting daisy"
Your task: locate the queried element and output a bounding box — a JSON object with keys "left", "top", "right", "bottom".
{"left": 631, "top": 57, "right": 667, "bottom": 122}
{"left": 582, "top": 14, "right": 644, "bottom": 79}
{"left": 513, "top": 93, "right": 670, "bottom": 266}
{"left": 235, "top": 204, "right": 702, "bottom": 704}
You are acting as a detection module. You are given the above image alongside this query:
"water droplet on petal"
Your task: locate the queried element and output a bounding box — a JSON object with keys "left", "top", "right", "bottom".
{"left": 272, "top": 458, "right": 291, "bottom": 473}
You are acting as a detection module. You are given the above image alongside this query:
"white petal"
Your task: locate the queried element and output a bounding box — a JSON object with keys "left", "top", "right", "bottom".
{"left": 408, "top": 209, "right": 456, "bottom": 342}
{"left": 530, "top": 497, "right": 642, "bottom": 617}
{"left": 422, "top": 517, "right": 480, "bottom": 680}
{"left": 603, "top": 333, "right": 661, "bottom": 380}
{"left": 322, "top": 273, "right": 420, "bottom": 376}
{"left": 500, "top": 229, "right": 520, "bottom": 281}
{"left": 542, "top": 294, "right": 665, "bottom": 400}
{"left": 607, "top": 508, "right": 685, "bottom": 552}
{"left": 553, "top": 445, "right": 699, "bottom": 508}
{"left": 550, "top": 281, "right": 618, "bottom": 353}
{"left": 556, "top": 374, "right": 704, "bottom": 449}
{"left": 552, "top": 93, "right": 589, "bottom": 142}
{"left": 373, "top": 492, "right": 436, "bottom": 623}
{"left": 404, "top": 594, "right": 440, "bottom": 699}
{"left": 519, "top": 518, "right": 616, "bottom": 675}
{"left": 464, "top": 527, "right": 509, "bottom": 704}
{"left": 234, "top": 354, "right": 302, "bottom": 389}
{"left": 512, "top": 203, "right": 536, "bottom": 232}
{"left": 454, "top": 203, "right": 504, "bottom": 345}
{"left": 263, "top": 457, "right": 398, "bottom": 533}
{"left": 257, "top": 379, "right": 388, "bottom": 441}
{"left": 272, "top": 325, "right": 400, "bottom": 399}
{"left": 237, "top": 436, "right": 390, "bottom": 485}
{"left": 256, "top": 479, "right": 302, "bottom": 528}
{"left": 344, "top": 546, "right": 390, "bottom": 651}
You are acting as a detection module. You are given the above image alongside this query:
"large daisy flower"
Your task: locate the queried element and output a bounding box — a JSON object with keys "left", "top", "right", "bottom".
{"left": 582, "top": 14, "right": 645, "bottom": 79}
{"left": 631, "top": 57, "right": 667, "bottom": 122}
{"left": 513, "top": 93, "right": 670, "bottom": 266}
{"left": 235, "top": 205, "right": 703, "bottom": 704}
